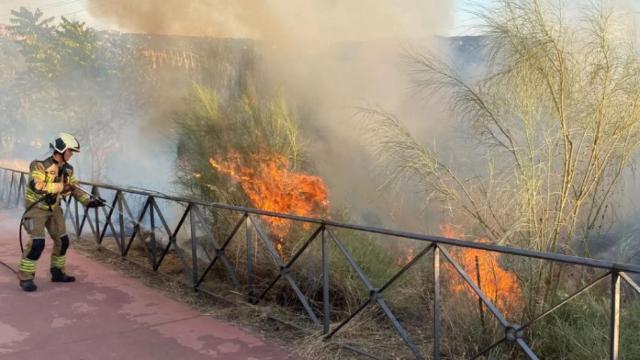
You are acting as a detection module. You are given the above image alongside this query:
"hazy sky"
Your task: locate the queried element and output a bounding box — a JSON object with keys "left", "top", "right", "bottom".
{"left": 0, "top": 0, "right": 111, "bottom": 28}
{"left": 0, "top": 0, "right": 478, "bottom": 36}
{"left": 0, "top": 0, "right": 638, "bottom": 37}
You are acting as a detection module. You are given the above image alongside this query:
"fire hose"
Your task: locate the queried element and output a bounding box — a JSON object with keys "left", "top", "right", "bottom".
{"left": 1, "top": 185, "right": 112, "bottom": 275}
{"left": 0, "top": 195, "right": 50, "bottom": 275}
{"left": 17, "top": 185, "right": 106, "bottom": 253}
{"left": 7, "top": 187, "right": 101, "bottom": 275}
{"left": 0, "top": 180, "right": 154, "bottom": 275}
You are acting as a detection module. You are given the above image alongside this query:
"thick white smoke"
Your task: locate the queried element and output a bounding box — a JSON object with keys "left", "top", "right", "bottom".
{"left": 84, "top": 0, "right": 456, "bottom": 231}
{"left": 88, "top": 0, "right": 453, "bottom": 47}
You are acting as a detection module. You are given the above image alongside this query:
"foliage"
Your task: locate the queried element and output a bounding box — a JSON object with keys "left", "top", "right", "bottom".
{"left": 3, "top": 7, "right": 141, "bottom": 179}
{"left": 362, "top": 0, "right": 640, "bottom": 305}
{"left": 175, "top": 83, "right": 305, "bottom": 206}
{"left": 0, "top": 36, "right": 24, "bottom": 153}
{"left": 530, "top": 293, "right": 640, "bottom": 359}
{"left": 7, "top": 7, "right": 57, "bottom": 79}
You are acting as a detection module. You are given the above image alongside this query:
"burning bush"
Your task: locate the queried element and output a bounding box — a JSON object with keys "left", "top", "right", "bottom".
{"left": 175, "top": 83, "right": 332, "bottom": 254}
{"left": 440, "top": 225, "right": 523, "bottom": 318}
{"left": 209, "top": 150, "right": 329, "bottom": 253}
{"left": 176, "top": 84, "right": 302, "bottom": 199}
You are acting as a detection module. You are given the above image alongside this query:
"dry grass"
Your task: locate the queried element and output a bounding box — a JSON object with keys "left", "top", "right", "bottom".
{"left": 71, "top": 232, "right": 640, "bottom": 360}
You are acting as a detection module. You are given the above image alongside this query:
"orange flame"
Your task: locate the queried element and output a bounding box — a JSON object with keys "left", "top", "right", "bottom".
{"left": 209, "top": 151, "right": 329, "bottom": 250}
{"left": 441, "top": 224, "right": 523, "bottom": 316}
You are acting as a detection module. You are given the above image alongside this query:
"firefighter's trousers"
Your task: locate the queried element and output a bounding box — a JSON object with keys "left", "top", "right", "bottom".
{"left": 18, "top": 206, "right": 70, "bottom": 281}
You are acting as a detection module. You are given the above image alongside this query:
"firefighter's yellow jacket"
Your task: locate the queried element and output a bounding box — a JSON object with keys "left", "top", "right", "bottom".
{"left": 25, "top": 156, "right": 90, "bottom": 209}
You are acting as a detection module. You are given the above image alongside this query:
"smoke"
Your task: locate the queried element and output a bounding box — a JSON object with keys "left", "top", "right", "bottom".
{"left": 88, "top": 0, "right": 452, "bottom": 47}
{"left": 80, "top": 0, "right": 640, "bottom": 258}
{"left": 82, "top": 1, "right": 457, "bottom": 231}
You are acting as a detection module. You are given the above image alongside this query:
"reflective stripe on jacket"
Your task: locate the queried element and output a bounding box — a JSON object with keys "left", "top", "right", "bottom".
{"left": 25, "top": 157, "right": 90, "bottom": 210}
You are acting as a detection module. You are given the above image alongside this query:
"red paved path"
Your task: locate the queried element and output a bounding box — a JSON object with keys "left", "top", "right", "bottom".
{"left": 0, "top": 209, "right": 294, "bottom": 359}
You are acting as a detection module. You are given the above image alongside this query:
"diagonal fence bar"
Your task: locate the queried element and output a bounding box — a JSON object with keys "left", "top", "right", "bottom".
{"left": 471, "top": 337, "right": 507, "bottom": 360}
{"left": 257, "top": 224, "right": 324, "bottom": 301}
{"left": 190, "top": 205, "right": 240, "bottom": 289}
{"left": 155, "top": 202, "right": 190, "bottom": 272}
{"left": 326, "top": 228, "right": 425, "bottom": 359}
{"left": 519, "top": 271, "right": 611, "bottom": 332}
{"left": 98, "top": 193, "right": 121, "bottom": 247}
{"left": 439, "top": 245, "right": 510, "bottom": 328}
{"left": 439, "top": 244, "right": 541, "bottom": 359}
{"left": 621, "top": 272, "right": 640, "bottom": 295}
{"left": 249, "top": 214, "right": 321, "bottom": 326}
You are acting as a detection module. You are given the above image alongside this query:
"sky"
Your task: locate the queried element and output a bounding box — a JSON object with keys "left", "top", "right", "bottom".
{"left": 0, "top": 0, "right": 481, "bottom": 36}
{"left": 451, "top": 0, "right": 486, "bottom": 35}
{"left": 0, "top": 0, "right": 111, "bottom": 29}
{"left": 0, "top": 1, "right": 637, "bottom": 37}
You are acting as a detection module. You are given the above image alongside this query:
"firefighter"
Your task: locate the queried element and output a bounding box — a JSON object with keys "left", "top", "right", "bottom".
{"left": 18, "top": 133, "right": 104, "bottom": 292}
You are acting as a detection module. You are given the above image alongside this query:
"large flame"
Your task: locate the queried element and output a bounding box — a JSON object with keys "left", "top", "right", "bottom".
{"left": 441, "top": 224, "right": 523, "bottom": 316}
{"left": 209, "top": 150, "right": 329, "bottom": 247}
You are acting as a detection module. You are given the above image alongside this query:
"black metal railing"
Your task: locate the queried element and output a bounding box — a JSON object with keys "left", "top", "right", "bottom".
{"left": 1, "top": 166, "right": 639, "bottom": 360}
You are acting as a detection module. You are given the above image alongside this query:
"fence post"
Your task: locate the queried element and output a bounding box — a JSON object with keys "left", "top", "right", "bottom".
{"left": 150, "top": 197, "right": 157, "bottom": 269}
{"left": 118, "top": 192, "right": 125, "bottom": 256}
{"left": 0, "top": 170, "right": 5, "bottom": 202}
{"left": 189, "top": 205, "right": 198, "bottom": 290}
{"left": 611, "top": 270, "right": 620, "bottom": 360}
{"left": 246, "top": 214, "right": 255, "bottom": 302}
{"left": 16, "top": 174, "right": 25, "bottom": 208}
{"left": 434, "top": 245, "right": 441, "bottom": 360}
{"left": 8, "top": 172, "right": 14, "bottom": 206}
{"left": 74, "top": 198, "right": 80, "bottom": 236}
{"left": 93, "top": 187, "right": 99, "bottom": 243}
{"left": 322, "top": 225, "right": 330, "bottom": 334}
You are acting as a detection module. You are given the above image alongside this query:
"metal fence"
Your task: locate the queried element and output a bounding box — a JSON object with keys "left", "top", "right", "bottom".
{"left": 2, "top": 166, "right": 639, "bottom": 360}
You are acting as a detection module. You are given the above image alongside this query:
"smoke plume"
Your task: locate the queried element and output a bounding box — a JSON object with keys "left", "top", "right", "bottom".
{"left": 88, "top": 0, "right": 452, "bottom": 47}
{"left": 85, "top": 0, "right": 456, "bottom": 231}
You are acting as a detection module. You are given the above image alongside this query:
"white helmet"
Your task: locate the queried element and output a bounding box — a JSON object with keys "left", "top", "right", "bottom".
{"left": 51, "top": 133, "right": 80, "bottom": 153}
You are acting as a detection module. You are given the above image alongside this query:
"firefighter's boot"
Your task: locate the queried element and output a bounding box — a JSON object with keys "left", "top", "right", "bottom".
{"left": 19, "top": 279, "right": 37, "bottom": 292}
{"left": 50, "top": 267, "right": 75, "bottom": 282}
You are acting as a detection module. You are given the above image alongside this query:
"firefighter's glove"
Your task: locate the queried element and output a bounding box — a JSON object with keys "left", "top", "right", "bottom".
{"left": 86, "top": 197, "right": 106, "bottom": 208}
{"left": 62, "top": 183, "right": 75, "bottom": 194}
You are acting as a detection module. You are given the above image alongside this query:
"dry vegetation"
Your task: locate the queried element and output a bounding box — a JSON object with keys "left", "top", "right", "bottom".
{"left": 363, "top": 0, "right": 640, "bottom": 318}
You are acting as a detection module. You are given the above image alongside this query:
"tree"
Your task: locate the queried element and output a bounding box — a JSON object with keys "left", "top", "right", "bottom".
{"left": 363, "top": 0, "right": 640, "bottom": 305}
{"left": 175, "top": 83, "right": 305, "bottom": 206}
{"left": 8, "top": 8, "right": 140, "bottom": 180}
{"left": 0, "top": 31, "right": 25, "bottom": 155}
{"left": 7, "top": 7, "right": 58, "bottom": 79}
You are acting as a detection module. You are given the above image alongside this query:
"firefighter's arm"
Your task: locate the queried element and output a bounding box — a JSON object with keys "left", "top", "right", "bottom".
{"left": 30, "top": 162, "right": 63, "bottom": 194}
{"left": 65, "top": 172, "right": 91, "bottom": 206}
